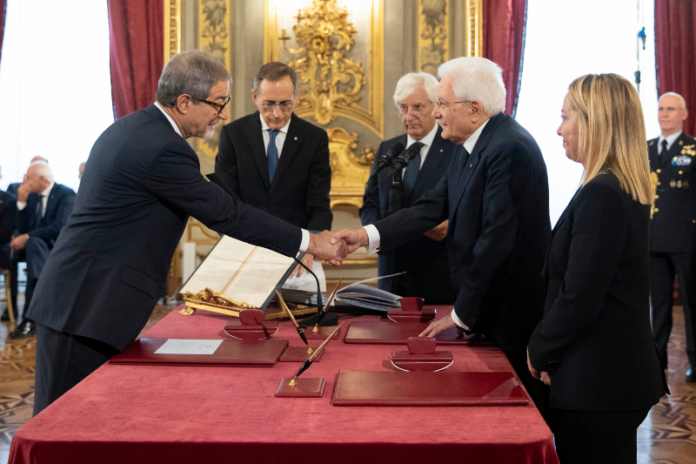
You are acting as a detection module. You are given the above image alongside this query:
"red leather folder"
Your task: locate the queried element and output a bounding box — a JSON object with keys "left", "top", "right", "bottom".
{"left": 278, "top": 346, "right": 325, "bottom": 362}
{"left": 389, "top": 350, "right": 453, "bottom": 372}
{"left": 110, "top": 338, "right": 288, "bottom": 366}
{"left": 344, "top": 320, "right": 491, "bottom": 345}
{"left": 331, "top": 370, "right": 529, "bottom": 406}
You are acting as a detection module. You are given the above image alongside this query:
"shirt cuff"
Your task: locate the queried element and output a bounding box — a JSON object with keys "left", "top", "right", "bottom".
{"left": 299, "top": 229, "right": 310, "bottom": 253}
{"left": 450, "top": 309, "right": 470, "bottom": 331}
{"left": 16, "top": 200, "right": 27, "bottom": 211}
{"left": 363, "top": 225, "right": 381, "bottom": 255}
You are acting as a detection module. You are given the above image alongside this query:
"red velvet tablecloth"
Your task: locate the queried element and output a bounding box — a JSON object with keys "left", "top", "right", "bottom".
{"left": 9, "top": 308, "right": 559, "bottom": 464}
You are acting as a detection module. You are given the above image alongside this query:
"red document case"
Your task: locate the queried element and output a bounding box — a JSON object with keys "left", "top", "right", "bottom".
{"left": 110, "top": 338, "right": 288, "bottom": 366}
{"left": 344, "top": 320, "right": 490, "bottom": 345}
{"left": 331, "top": 370, "right": 529, "bottom": 406}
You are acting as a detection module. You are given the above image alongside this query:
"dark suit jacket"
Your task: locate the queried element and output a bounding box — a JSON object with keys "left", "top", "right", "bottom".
{"left": 0, "top": 190, "right": 16, "bottom": 245}
{"left": 374, "top": 113, "right": 551, "bottom": 353}
{"left": 6, "top": 182, "right": 20, "bottom": 197}
{"left": 360, "top": 128, "right": 455, "bottom": 303}
{"left": 17, "top": 183, "right": 75, "bottom": 248}
{"left": 528, "top": 172, "right": 666, "bottom": 411}
{"left": 215, "top": 112, "right": 332, "bottom": 231}
{"left": 27, "top": 104, "right": 303, "bottom": 351}
{"left": 648, "top": 132, "right": 696, "bottom": 252}
{"left": 0, "top": 190, "right": 16, "bottom": 269}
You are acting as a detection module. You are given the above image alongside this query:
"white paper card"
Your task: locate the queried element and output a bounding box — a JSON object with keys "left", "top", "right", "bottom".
{"left": 154, "top": 339, "right": 223, "bottom": 355}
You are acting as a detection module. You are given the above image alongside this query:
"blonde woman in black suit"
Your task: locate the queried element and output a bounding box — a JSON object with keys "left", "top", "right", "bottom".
{"left": 527, "top": 74, "right": 668, "bottom": 464}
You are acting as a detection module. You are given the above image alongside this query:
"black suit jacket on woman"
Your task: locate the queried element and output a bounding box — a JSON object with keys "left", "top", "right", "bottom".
{"left": 528, "top": 172, "right": 667, "bottom": 411}
{"left": 27, "top": 104, "right": 302, "bottom": 351}
{"left": 374, "top": 113, "right": 550, "bottom": 353}
{"left": 215, "top": 112, "right": 332, "bottom": 231}
{"left": 360, "top": 128, "right": 455, "bottom": 302}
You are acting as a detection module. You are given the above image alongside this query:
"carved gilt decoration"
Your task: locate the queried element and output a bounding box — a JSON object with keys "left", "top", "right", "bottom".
{"left": 265, "top": 0, "right": 384, "bottom": 138}
{"left": 418, "top": 0, "right": 449, "bottom": 75}
{"left": 283, "top": 0, "right": 365, "bottom": 126}
{"left": 465, "top": 0, "right": 483, "bottom": 57}
{"left": 327, "top": 127, "right": 374, "bottom": 209}
{"left": 163, "top": 0, "right": 181, "bottom": 62}
{"left": 197, "top": 0, "right": 232, "bottom": 158}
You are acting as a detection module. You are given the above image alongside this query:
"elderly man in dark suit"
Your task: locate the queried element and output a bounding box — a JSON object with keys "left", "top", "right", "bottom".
{"left": 648, "top": 91, "right": 696, "bottom": 383}
{"left": 333, "top": 57, "right": 551, "bottom": 417}
{"left": 9, "top": 162, "right": 75, "bottom": 338}
{"left": 27, "top": 51, "right": 345, "bottom": 416}
{"left": 215, "top": 62, "right": 332, "bottom": 276}
{"left": 360, "top": 72, "right": 454, "bottom": 303}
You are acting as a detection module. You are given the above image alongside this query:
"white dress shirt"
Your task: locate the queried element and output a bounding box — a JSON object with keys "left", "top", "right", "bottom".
{"left": 17, "top": 182, "right": 54, "bottom": 217}
{"left": 260, "top": 114, "right": 291, "bottom": 158}
{"left": 153, "top": 102, "right": 310, "bottom": 252}
{"left": 362, "top": 119, "right": 492, "bottom": 329}
{"left": 658, "top": 130, "right": 682, "bottom": 153}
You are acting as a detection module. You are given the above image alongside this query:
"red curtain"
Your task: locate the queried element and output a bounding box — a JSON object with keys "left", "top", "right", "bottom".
{"left": 108, "top": 0, "right": 163, "bottom": 119}
{"left": 655, "top": 0, "right": 696, "bottom": 135}
{"left": 483, "top": 0, "right": 528, "bottom": 117}
{"left": 0, "top": 0, "right": 7, "bottom": 67}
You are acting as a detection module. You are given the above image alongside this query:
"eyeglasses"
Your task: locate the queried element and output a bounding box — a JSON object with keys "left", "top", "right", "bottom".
{"left": 434, "top": 99, "right": 472, "bottom": 109}
{"left": 397, "top": 103, "right": 430, "bottom": 117}
{"left": 196, "top": 95, "right": 231, "bottom": 115}
{"left": 261, "top": 101, "right": 294, "bottom": 112}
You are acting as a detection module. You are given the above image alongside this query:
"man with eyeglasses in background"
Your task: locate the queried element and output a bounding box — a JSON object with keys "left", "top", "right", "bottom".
{"left": 215, "top": 62, "right": 332, "bottom": 276}
{"left": 360, "top": 73, "right": 455, "bottom": 303}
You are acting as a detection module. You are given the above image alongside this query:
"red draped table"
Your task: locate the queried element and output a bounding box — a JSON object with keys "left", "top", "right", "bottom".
{"left": 9, "top": 307, "right": 559, "bottom": 464}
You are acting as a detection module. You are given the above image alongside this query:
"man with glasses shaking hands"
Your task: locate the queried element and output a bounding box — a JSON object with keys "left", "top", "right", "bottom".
{"left": 333, "top": 57, "right": 552, "bottom": 421}
{"left": 216, "top": 62, "right": 332, "bottom": 277}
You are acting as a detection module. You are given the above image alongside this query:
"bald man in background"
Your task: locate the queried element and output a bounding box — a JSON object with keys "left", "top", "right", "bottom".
{"left": 9, "top": 162, "right": 75, "bottom": 338}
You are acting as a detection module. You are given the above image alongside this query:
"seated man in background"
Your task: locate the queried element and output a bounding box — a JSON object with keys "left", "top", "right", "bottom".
{"left": 0, "top": 165, "right": 17, "bottom": 320}
{"left": 360, "top": 73, "right": 455, "bottom": 303}
{"left": 215, "top": 62, "right": 332, "bottom": 275}
{"left": 9, "top": 162, "right": 75, "bottom": 338}
{"left": 6, "top": 156, "right": 49, "bottom": 196}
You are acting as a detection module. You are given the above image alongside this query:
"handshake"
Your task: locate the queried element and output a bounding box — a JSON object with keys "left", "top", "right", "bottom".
{"left": 306, "top": 229, "right": 370, "bottom": 266}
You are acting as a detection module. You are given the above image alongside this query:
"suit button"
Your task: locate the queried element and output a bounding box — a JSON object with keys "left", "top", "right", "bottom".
{"left": 654, "top": 208, "right": 659, "bottom": 212}
{"left": 657, "top": 169, "right": 662, "bottom": 173}
{"left": 547, "top": 361, "right": 559, "bottom": 369}
{"left": 679, "top": 170, "right": 684, "bottom": 175}
{"left": 693, "top": 220, "right": 696, "bottom": 224}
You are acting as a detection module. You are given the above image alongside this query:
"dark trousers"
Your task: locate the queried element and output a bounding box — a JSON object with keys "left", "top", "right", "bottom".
{"left": 505, "top": 346, "right": 551, "bottom": 425}
{"left": 650, "top": 251, "right": 696, "bottom": 367}
{"left": 34, "top": 323, "right": 119, "bottom": 416}
{"left": 550, "top": 408, "right": 650, "bottom": 464}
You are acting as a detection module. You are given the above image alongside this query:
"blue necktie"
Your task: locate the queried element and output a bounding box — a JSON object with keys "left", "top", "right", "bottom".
{"left": 403, "top": 142, "right": 424, "bottom": 196}
{"left": 267, "top": 129, "right": 279, "bottom": 182}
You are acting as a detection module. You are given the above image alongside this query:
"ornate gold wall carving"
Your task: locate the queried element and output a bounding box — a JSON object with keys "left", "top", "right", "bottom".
{"left": 465, "top": 0, "right": 483, "bottom": 57}
{"left": 197, "top": 0, "right": 232, "bottom": 159}
{"left": 164, "top": 0, "right": 181, "bottom": 62}
{"left": 264, "top": 0, "right": 384, "bottom": 139}
{"left": 326, "top": 127, "right": 374, "bottom": 209}
{"left": 418, "top": 0, "right": 449, "bottom": 75}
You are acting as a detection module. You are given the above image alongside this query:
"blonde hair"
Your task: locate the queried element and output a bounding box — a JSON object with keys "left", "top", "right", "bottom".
{"left": 567, "top": 74, "right": 653, "bottom": 205}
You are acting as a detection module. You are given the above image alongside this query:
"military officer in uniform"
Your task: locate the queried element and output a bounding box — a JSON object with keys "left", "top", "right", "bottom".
{"left": 649, "top": 91, "right": 696, "bottom": 383}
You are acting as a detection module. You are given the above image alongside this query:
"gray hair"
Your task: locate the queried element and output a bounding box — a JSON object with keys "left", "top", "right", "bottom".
{"left": 438, "top": 57, "right": 506, "bottom": 115}
{"left": 393, "top": 72, "right": 439, "bottom": 107}
{"left": 659, "top": 91, "right": 687, "bottom": 110}
{"left": 253, "top": 62, "right": 299, "bottom": 97}
{"left": 155, "top": 50, "right": 231, "bottom": 108}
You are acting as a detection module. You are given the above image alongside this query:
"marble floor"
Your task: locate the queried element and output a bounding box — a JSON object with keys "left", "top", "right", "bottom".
{"left": 0, "top": 301, "right": 694, "bottom": 463}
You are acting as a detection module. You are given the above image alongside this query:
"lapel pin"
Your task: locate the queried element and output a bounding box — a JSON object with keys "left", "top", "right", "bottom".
{"left": 440, "top": 149, "right": 443, "bottom": 152}
{"left": 294, "top": 137, "right": 298, "bottom": 141}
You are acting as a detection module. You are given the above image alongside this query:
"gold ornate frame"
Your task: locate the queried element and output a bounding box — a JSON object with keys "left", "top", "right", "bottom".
{"left": 417, "top": 0, "right": 449, "bottom": 74}
{"left": 465, "top": 0, "right": 483, "bottom": 57}
{"left": 263, "top": 0, "right": 385, "bottom": 139}
{"left": 163, "top": 0, "right": 181, "bottom": 62}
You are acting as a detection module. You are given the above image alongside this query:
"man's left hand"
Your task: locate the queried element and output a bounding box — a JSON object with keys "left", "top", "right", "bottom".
{"left": 293, "top": 253, "right": 314, "bottom": 276}
{"left": 10, "top": 234, "right": 29, "bottom": 250}
{"left": 419, "top": 313, "right": 457, "bottom": 337}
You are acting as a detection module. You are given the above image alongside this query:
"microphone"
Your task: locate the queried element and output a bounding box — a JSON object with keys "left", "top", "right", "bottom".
{"left": 374, "top": 142, "right": 406, "bottom": 174}
{"left": 388, "top": 144, "right": 421, "bottom": 175}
